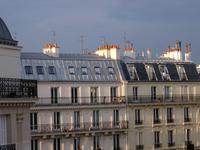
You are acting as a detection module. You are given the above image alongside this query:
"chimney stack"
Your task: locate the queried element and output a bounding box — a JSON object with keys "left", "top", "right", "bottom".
{"left": 185, "top": 42, "right": 191, "bottom": 62}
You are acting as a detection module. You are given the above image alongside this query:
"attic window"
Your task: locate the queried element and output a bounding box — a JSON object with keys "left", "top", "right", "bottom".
{"left": 94, "top": 67, "right": 101, "bottom": 75}
{"left": 159, "top": 65, "right": 170, "bottom": 80}
{"left": 108, "top": 67, "right": 115, "bottom": 75}
{"left": 145, "top": 64, "right": 156, "bottom": 80}
{"left": 25, "top": 66, "right": 33, "bottom": 75}
{"left": 69, "top": 66, "right": 75, "bottom": 75}
{"left": 48, "top": 66, "right": 56, "bottom": 75}
{"left": 128, "top": 66, "right": 138, "bottom": 80}
{"left": 81, "top": 67, "right": 88, "bottom": 75}
{"left": 177, "top": 65, "right": 187, "bottom": 80}
{"left": 36, "top": 66, "right": 44, "bottom": 75}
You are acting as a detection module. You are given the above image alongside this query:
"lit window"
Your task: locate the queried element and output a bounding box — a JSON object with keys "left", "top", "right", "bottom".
{"left": 94, "top": 67, "right": 101, "bottom": 75}
{"left": 25, "top": 66, "right": 33, "bottom": 74}
{"left": 36, "top": 66, "right": 44, "bottom": 75}
{"left": 81, "top": 67, "right": 88, "bottom": 75}
{"left": 108, "top": 67, "right": 115, "bottom": 75}
{"left": 48, "top": 66, "right": 56, "bottom": 75}
{"left": 68, "top": 66, "right": 75, "bottom": 75}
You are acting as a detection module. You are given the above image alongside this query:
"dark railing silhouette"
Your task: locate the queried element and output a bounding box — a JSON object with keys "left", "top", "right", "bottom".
{"left": 31, "top": 121, "right": 128, "bottom": 134}
{"left": 36, "top": 96, "right": 125, "bottom": 105}
{"left": 0, "top": 78, "right": 37, "bottom": 98}
{"left": 0, "top": 144, "right": 16, "bottom": 150}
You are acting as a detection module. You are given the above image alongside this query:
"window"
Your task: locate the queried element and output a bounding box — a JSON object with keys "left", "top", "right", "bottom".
{"left": 71, "top": 87, "right": 78, "bottom": 104}
{"left": 151, "top": 86, "right": 156, "bottom": 100}
{"left": 53, "top": 112, "right": 60, "bottom": 129}
{"left": 53, "top": 138, "right": 60, "bottom": 150}
{"left": 185, "top": 129, "right": 191, "bottom": 143}
{"left": 154, "top": 131, "right": 161, "bottom": 148}
{"left": 94, "top": 67, "right": 101, "bottom": 75}
{"left": 108, "top": 67, "right": 115, "bottom": 75}
{"left": 93, "top": 136, "right": 100, "bottom": 150}
{"left": 69, "top": 66, "right": 75, "bottom": 75}
{"left": 164, "top": 86, "right": 172, "bottom": 100}
{"left": 153, "top": 108, "right": 160, "bottom": 124}
{"left": 133, "top": 87, "right": 138, "bottom": 101}
{"left": 81, "top": 67, "right": 88, "bottom": 75}
{"left": 90, "top": 87, "right": 98, "bottom": 103}
{"left": 74, "top": 138, "right": 80, "bottom": 150}
{"left": 36, "top": 66, "right": 44, "bottom": 75}
{"left": 30, "top": 112, "right": 37, "bottom": 130}
{"left": 168, "top": 130, "right": 174, "bottom": 147}
{"left": 135, "top": 109, "right": 142, "bottom": 125}
{"left": 184, "top": 107, "right": 190, "bottom": 122}
{"left": 25, "top": 66, "right": 33, "bottom": 74}
{"left": 74, "top": 111, "right": 80, "bottom": 129}
{"left": 93, "top": 110, "right": 99, "bottom": 128}
{"left": 113, "top": 109, "right": 119, "bottom": 126}
{"left": 177, "top": 65, "right": 187, "bottom": 80}
{"left": 146, "top": 65, "right": 156, "bottom": 80}
{"left": 51, "top": 87, "right": 59, "bottom": 104}
{"left": 159, "top": 65, "right": 170, "bottom": 80}
{"left": 128, "top": 65, "right": 138, "bottom": 80}
{"left": 31, "top": 139, "right": 38, "bottom": 150}
{"left": 136, "top": 132, "right": 143, "bottom": 148}
{"left": 48, "top": 66, "right": 56, "bottom": 75}
{"left": 167, "top": 108, "right": 173, "bottom": 123}
{"left": 113, "top": 134, "right": 120, "bottom": 150}
{"left": 111, "top": 87, "right": 117, "bottom": 102}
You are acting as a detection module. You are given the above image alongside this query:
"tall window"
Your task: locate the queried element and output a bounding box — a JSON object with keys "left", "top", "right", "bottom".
{"left": 53, "top": 138, "right": 60, "bottom": 150}
{"left": 93, "top": 110, "right": 99, "bottom": 128}
{"left": 151, "top": 86, "right": 156, "bottom": 100}
{"left": 113, "top": 109, "right": 119, "bottom": 126}
{"left": 185, "top": 129, "right": 191, "bottom": 142}
{"left": 93, "top": 136, "right": 100, "bottom": 150}
{"left": 30, "top": 112, "right": 37, "bottom": 130}
{"left": 31, "top": 139, "right": 38, "bottom": 150}
{"left": 25, "top": 66, "right": 33, "bottom": 74}
{"left": 90, "top": 87, "right": 98, "bottom": 103}
{"left": 135, "top": 109, "right": 142, "bottom": 125}
{"left": 74, "top": 111, "right": 80, "bottom": 129}
{"left": 51, "top": 87, "right": 58, "bottom": 104}
{"left": 168, "top": 130, "right": 174, "bottom": 146}
{"left": 71, "top": 87, "right": 78, "bottom": 104}
{"left": 113, "top": 134, "right": 120, "bottom": 150}
{"left": 74, "top": 138, "right": 80, "bottom": 150}
{"left": 133, "top": 87, "right": 138, "bottom": 100}
{"left": 164, "top": 86, "right": 172, "bottom": 100}
{"left": 53, "top": 112, "right": 60, "bottom": 129}
{"left": 167, "top": 108, "right": 173, "bottom": 123}
{"left": 153, "top": 108, "right": 160, "bottom": 124}
{"left": 184, "top": 107, "right": 190, "bottom": 122}
{"left": 111, "top": 87, "right": 117, "bottom": 102}
{"left": 137, "top": 132, "right": 143, "bottom": 146}
{"left": 154, "top": 131, "right": 160, "bottom": 148}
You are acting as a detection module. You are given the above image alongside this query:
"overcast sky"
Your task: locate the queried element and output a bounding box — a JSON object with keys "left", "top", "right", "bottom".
{"left": 1, "top": 0, "right": 200, "bottom": 62}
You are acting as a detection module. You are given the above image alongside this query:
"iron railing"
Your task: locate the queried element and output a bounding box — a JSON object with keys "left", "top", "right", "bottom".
{"left": 36, "top": 96, "right": 125, "bottom": 105}
{"left": 31, "top": 121, "right": 128, "bottom": 134}
{"left": 128, "top": 94, "right": 200, "bottom": 104}
{"left": 0, "top": 78, "right": 37, "bottom": 98}
{"left": 0, "top": 144, "right": 16, "bottom": 150}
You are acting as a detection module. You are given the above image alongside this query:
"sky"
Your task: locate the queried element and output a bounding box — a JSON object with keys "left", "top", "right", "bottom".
{"left": 1, "top": 0, "right": 200, "bottom": 62}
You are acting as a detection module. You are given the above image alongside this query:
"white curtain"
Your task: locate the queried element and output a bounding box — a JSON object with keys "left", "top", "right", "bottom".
{"left": 0, "top": 115, "right": 7, "bottom": 145}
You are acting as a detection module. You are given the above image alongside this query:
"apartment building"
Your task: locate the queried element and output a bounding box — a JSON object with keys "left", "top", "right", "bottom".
{"left": 0, "top": 17, "right": 37, "bottom": 150}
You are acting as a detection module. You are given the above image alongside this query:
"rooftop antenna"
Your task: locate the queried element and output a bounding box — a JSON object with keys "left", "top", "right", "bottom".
{"left": 52, "top": 31, "right": 56, "bottom": 43}
{"left": 80, "top": 35, "right": 86, "bottom": 53}
{"left": 123, "top": 31, "right": 127, "bottom": 48}
{"left": 13, "top": 31, "right": 17, "bottom": 40}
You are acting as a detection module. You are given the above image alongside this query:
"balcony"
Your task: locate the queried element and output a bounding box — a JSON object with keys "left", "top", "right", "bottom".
{"left": 35, "top": 96, "right": 125, "bottom": 106}
{"left": 0, "top": 78, "right": 37, "bottom": 98}
{"left": 167, "top": 118, "right": 174, "bottom": 123}
{"left": 184, "top": 118, "right": 192, "bottom": 122}
{"left": 0, "top": 144, "right": 16, "bottom": 150}
{"left": 136, "top": 145, "right": 144, "bottom": 150}
{"left": 154, "top": 143, "right": 162, "bottom": 148}
{"left": 128, "top": 95, "right": 200, "bottom": 105}
{"left": 135, "top": 120, "right": 143, "bottom": 125}
{"left": 168, "top": 142, "right": 175, "bottom": 147}
{"left": 31, "top": 121, "right": 128, "bottom": 135}
{"left": 185, "top": 141, "right": 192, "bottom": 145}
{"left": 153, "top": 119, "right": 161, "bottom": 124}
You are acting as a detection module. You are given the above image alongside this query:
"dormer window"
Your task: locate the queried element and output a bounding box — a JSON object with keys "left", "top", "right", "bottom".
{"left": 159, "top": 65, "right": 170, "bottom": 80}
{"left": 69, "top": 66, "right": 75, "bottom": 75}
{"left": 36, "top": 66, "right": 44, "bottom": 75}
{"left": 94, "top": 67, "right": 101, "bottom": 75}
{"left": 108, "top": 67, "right": 115, "bottom": 75}
{"left": 48, "top": 66, "right": 56, "bottom": 75}
{"left": 177, "top": 65, "right": 187, "bottom": 80}
{"left": 128, "top": 65, "right": 138, "bottom": 80}
{"left": 145, "top": 64, "right": 157, "bottom": 80}
{"left": 81, "top": 67, "right": 88, "bottom": 75}
{"left": 25, "top": 66, "right": 33, "bottom": 75}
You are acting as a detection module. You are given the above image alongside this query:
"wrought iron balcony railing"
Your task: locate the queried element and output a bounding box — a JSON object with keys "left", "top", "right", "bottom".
{"left": 35, "top": 96, "right": 125, "bottom": 106}
{"left": 0, "top": 78, "right": 37, "bottom": 98}
{"left": 128, "top": 94, "right": 200, "bottom": 104}
{"left": 184, "top": 118, "right": 192, "bottom": 122}
{"left": 168, "top": 142, "right": 175, "bottom": 147}
{"left": 167, "top": 118, "right": 174, "bottom": 123}
{"left": 31, "top": 121, "right": 128, "bottom": 134}
{"left": 0, "top": 144, "right": 16, "bottom": 150}
{"left": 135, "top": 120, "right": 143, "bottom": 125}
{"left": 153, "top": 119, "right": 161, "bottom": 124}
{"left": 154, "top": 143, "right": 162, "bottom": 148}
